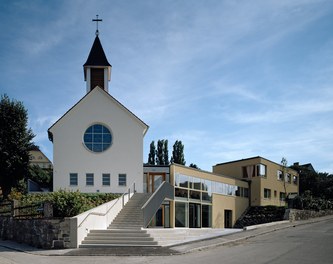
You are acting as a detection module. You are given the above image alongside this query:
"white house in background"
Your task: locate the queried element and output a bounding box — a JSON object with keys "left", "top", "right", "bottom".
{"left": 48, "top": 33, "right": 148, "bottom": 193}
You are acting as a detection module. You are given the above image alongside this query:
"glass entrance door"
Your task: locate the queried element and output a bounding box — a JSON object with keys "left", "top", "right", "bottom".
{"left": 148, "top": 202, "right": 171, "bottom": 228}
{"left": 189, "top": 203, "right": 201, "bottom": 228}
{"left": 147, "top": 173, "right": 166, "bottom": 193}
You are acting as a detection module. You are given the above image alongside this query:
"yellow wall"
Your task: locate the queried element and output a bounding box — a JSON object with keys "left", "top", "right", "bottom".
{"left": 212, "top": 194, "right": 248, "bottom": 228}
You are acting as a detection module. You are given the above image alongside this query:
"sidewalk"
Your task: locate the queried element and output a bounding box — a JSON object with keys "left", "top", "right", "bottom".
{"left": 1, "top": 215, "right": 332, "bottom": 256}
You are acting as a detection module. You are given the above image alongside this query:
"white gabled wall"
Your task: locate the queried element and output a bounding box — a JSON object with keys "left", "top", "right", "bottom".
{"left": 50, "top": 88, "right": 145, "bottom": 193}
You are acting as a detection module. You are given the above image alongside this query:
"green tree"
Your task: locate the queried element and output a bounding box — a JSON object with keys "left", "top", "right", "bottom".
{"left": 280, "top": 157, "right": 289, "bottom": 201}
{"left": 156, "top": 139, "right": 164, "bottom": 165}
{"left": 291, "top": 163, "right": 319, "bottom": 196}
{"left": 189, "top": 163, "right": 199, "bottom": 169}
{"left": 28, "top": 165, "right": 53, "bottom": 189}
{"left": 170, "top": 140, "right": 186, "bottom": 165}
{"left": 163, "top": 139, "right": 169, "bottom": 165}
{"left": 0, "top": 94, "right": 35, "bottom": 198}
{"left": 291, "top": 163, "right": 333, "bottom": 200}
{"left": 148, "top": 141, "right": 156, "bottom": 165}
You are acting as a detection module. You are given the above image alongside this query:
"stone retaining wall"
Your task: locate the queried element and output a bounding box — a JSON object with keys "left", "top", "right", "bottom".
{"left": 0, "top": 217, "right": 71, "bottom": 249}
{"left": 285, "top": 209, "right": 333, "bottom": 221}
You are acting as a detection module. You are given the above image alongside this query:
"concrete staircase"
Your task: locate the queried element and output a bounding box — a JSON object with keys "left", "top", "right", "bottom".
{"left": 80, "top": 193, "right": 157, "bottom": 247}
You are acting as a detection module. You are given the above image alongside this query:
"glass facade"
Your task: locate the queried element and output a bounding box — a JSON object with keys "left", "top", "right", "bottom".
{"left": 175, "top": 202, "right": 188, "bottom": 227}
{"left": 175, "top": 173, "right": 249, "bottom": 199}
{"left": 174, "top": 173, "right": 248, "bottom": 228}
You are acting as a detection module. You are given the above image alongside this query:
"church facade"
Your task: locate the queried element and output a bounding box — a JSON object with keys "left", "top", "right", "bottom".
{"left": 48, "top": 34, "right": 148, "bottom": 194}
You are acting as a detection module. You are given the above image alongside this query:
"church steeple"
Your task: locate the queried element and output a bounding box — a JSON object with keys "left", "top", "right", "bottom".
{"left": 83, "top": 16, "right": 112, "bottom": 93}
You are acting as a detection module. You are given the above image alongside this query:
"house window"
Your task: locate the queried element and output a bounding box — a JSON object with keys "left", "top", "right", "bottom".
{"left": 70, "top": 173, "right": 78, "bottom": 186}
{"left": 277, "top": 170, "right": 283, "bottom": 181}
{"left": 242, "top": 165, "right": 255, "bottom": 178}
{"left": 102, "top": 173, "right": 110, "bottom": 186}
{"left": 280, "top": 192, "right": 286, "bottom": 201}
{"left": 285, "top": 173, "right": 291, "bottom": 183}
{"left": 118, "top": 174, "right": 127, "bottom": 186}
{"left": 86, "top": 173, "right": 94, "bottom": 186}
{"left": 293, "top": 175, "right": 298, "bottom": 185}
{"left": 274, "top": 190, "right": 277, "bottom": 198}
{"left": 243, "top": 188, "right": 249, "bottom": 198}
{"left": 256, "top": 164, "right": 267, "bottom": 177}
{"left": 264, "top": 188, "right": 271, "bottom": 199}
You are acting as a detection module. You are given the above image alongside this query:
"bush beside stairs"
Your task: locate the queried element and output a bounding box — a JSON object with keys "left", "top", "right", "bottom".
{"left": 234, "top": 206, "right": 286, "bottom": 229}
{"left": 80, "top": 193, "right": 157, "bottom": 247}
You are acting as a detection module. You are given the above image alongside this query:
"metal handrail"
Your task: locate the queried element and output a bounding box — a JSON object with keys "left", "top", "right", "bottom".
{"left": 78, "top": 181, "right": 136, "bottom": 228}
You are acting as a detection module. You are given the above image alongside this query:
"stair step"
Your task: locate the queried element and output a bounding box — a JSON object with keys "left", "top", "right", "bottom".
{"left": 90, "top": 229, "right": 146, "bottom": 234}
{"left": 79, "top": 243, "right": 160, "bottom": 248}
{"left": 85, "top": 236, "right": 154, "bottom": 241}
{"left": 87, "top": 234, "right": 150, "bottom": 238}
{"left": 80, "top": 193, "right": 154, "bottom": 248}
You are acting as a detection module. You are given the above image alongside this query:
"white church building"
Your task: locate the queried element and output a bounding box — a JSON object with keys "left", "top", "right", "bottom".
{"left": 48, "top": 33, "right": 148, "bottom": 194}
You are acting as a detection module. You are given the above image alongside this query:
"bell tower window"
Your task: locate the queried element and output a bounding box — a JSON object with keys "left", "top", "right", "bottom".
{"left": 90, "top": 68, "right": 104, "bottom": 90}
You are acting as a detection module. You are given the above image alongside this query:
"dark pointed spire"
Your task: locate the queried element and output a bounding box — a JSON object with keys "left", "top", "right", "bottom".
{"left": 83, "top": 19, "right": 112, "bottom": 93}
{"left": 83, "top": 36, "right": 111, "bottom": 67}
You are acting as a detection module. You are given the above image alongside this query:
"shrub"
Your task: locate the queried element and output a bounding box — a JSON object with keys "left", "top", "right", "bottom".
{"left": 5, "top": 189, "right": 120, "bottom": 217}
{"left": 289, "top": 193, "right": 333, "bottom": 211}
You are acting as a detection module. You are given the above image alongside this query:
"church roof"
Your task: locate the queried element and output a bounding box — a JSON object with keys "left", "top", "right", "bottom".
{"left": 83, "top": 36, "right": 111, "bottom": 67}
{"left": 48, "top": 87, "right": 149, "bottom": 142}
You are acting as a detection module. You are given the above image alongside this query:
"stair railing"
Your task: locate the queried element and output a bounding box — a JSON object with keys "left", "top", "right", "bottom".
{"left": 141, "top": 181, "right": 174, "bottom": 227}
{"left": 71, "top": 181, "right": 136, "bottom": 248}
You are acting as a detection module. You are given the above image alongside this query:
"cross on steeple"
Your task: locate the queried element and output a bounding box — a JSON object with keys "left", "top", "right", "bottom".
{"left": 92, "top": 15, "right": 102, "bottom": 36}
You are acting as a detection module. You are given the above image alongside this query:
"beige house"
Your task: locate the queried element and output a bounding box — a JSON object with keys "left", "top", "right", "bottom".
{"left": 29, "top": 150, "right": 53, "bottom": 169}
{"left": 213, "top": 156, "right": 299, "bottom": 207}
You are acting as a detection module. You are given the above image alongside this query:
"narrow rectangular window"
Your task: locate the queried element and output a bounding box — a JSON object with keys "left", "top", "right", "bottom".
{"left": 256, "top": 164, "right": 267, "bottom": 177}
{"left": 280, "top": 192, "right": 286, "bottom": 201}
{"left": 118, "top": 174, "right": 127, "bottom": 186}
{"left": 277, "top": 170, "right": 283, "bottom": 181}
{"left": 102, "top": 173, "right": 110, "bottom": 186}
{"left": 86, "top": 173, "right": 94, "bottom": 186}
{"left": 264, "top": 188, "right": 271, "bottom": 199}
{"left": 293, "top": 175, "right": 298, "bottom": 185}
{"left": 70, "top": 173, "right": 78, "bottom": 186}
{"left": 285, "top": 173, "right": 291, "bottom": 183}
{"left": 242, "top": 165, "right": 255, "bottom": 178}
{"left": 243, "top": 188, "right": 249, "bottom": 198}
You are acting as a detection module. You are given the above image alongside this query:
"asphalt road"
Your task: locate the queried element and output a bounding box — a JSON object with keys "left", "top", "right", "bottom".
{"left": 0, "top": 218, "right": 332, "bottom": 264}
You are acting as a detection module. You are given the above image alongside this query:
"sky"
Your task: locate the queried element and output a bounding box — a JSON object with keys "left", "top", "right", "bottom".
{"left": 1, "top": 0, "right": 333, "bottom": 173}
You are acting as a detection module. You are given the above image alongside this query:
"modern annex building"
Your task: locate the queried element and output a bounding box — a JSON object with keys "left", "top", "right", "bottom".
{"left": 49, "top": 27, "right": 299, "bottom": 243}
